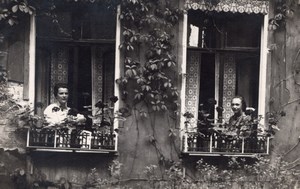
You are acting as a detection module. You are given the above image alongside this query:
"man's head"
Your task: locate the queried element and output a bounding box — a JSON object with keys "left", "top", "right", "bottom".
{"left": 54, "top": 83, "right": 69, "bottom": 106}
{"left": 231, "top": 96, "right": 246, "bottom": 115}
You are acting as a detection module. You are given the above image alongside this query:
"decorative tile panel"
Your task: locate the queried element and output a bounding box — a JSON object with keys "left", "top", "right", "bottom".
{"left": 222, "top": 54, "right": 236, "bottom": 122}
{"left": 94, "top": 47, "right": 103, "bottom": 103}
{"left": 50, "top": 47, "right": 69, "bottom": 103}
{"left": 92, "top": 46, "right": 114, "bottom": 110}
{"left": 103, "top": 55, "right": 115, "bottom": 102}
{"left": 186, "top": 51, "right": 201, "bottom": 120}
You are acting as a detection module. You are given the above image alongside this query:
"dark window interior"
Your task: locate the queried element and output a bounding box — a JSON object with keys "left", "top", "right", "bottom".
{"left": 35, "top": 2, "right": 116, "bottom": 116}
{"left": 199, "top": 53, "right": 215, "bottom": 119}
{"left": 68, "top": 46, "right": 92, "bottom": 113}
{"left": 236, "top": 54, "right": 260, "bottom": 112}
{"left": 36, "top": 2, "right": 116, "bottom": 40}
{"left": 188, "top": 11, "right": 263, "bottom": 49}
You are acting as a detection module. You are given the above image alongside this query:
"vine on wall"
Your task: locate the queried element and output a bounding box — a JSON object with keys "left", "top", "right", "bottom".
{"left": 115, "top": 0, "right": 184, "bottom": 169}
{"left": 268, "top": 0, "right": 295, "bottom": 31}
{"left": 117, "top": 0, "right": 182, "bottom": 116}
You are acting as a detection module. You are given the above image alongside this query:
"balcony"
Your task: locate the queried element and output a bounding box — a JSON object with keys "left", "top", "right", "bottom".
{"left": 26, "top": 128, "right": 117, "bottom": 154}
{"left": 182, "top": 131, "right": 270, "bottom": 157}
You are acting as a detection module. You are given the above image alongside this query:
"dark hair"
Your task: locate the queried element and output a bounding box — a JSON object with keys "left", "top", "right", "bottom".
{"left": 232, "top": 96, "right": 247, "bottom": 112}
{"left": 53, "top": 83, "right": 68, "bottom": 97}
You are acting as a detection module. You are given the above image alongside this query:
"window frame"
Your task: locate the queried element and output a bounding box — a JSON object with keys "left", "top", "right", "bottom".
{"left": 27, "top": 5, "right": 122, "bottom": 152}
{"left": 180, "top": 11, "right": 269, "bottom": 154}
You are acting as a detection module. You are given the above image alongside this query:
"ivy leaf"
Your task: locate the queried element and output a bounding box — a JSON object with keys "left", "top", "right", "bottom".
{"left": 141, "top": 85, "right": 151, "bottom": 91}
{"left": 152, "top": 105, "right": 160, "bottom": 111}
{"left": 156, "top": 49, "right": 161, "bottom": 55}
{"left": 139, "top": 111, "right": 147, "bottom": 118}
{"left": 126, "top": 44, "right": 134, "bottom": 51}
{"left": 134, "top": 92, "right": 143, "bottom": 100}
{"left": 12, "top": 5, "right": 18, "bottom": 13}
{"left": 8, "top": 19, "right": 16, "bottom": 26}
{"left": 125, "top": 69, "right": 133, "bottom": 78}
{"left": 115, "top": 78, "right": 122, "bottom": 85}
{"left": 19, "top": 5, "right": 28, "bottom": 13}
{"left": 136, "top": 76, "right": 145, "bottom": 84}
{"left": 271, "top": 124, "right": 280, "bottom": 131}
{"left": 171, "top": 89, "right": 178, "bottom": 97}
{"left": 150, "top": 64, "right": 157, "bottom": 70}
{"left": 125, "top": 68, "right": 137, "bottom": 78}
{"left": 130, "top": 0, "right": 138, "bottom": 4}
{"left": 123, "top": 29, "right": 131, "bottom": 36}
{"left": 164, "top": 81, "right": 172, "bottom": 88}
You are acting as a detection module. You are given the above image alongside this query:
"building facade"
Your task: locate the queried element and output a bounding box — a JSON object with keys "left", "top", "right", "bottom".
{"left": 1, "top": 0, "right": 300, "bottom": 188}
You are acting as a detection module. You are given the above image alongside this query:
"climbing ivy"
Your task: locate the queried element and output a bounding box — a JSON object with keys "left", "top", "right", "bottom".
{"left": 268, "top": 0, "right": 295, "bottom": 31}
{"left": 117, "top": 0, "right": 182, "bottom": 116}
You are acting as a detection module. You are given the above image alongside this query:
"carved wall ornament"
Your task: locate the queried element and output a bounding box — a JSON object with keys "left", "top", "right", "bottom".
{"left": 185, "top": 0, "right": 269, "bottom": 15}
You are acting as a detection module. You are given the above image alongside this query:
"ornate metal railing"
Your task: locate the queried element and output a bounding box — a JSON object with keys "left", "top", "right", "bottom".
{"left": 182, "top": 131, "right": 270, "bottom": 156}
{"left": 27, "top": 128, "right": 117, "bottom": 153}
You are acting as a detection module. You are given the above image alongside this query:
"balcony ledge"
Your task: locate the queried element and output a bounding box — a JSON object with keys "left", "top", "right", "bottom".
{"left": 26, "top": 128, "right": 118, "bottom": 154}
{"left": 27, "top": 146, "right": 117, "bottom": 154}
{"left": 181, "top": 151, "right": 268, "bottom": 158}
{"left": 182, "top": 132, "right": 270, "bottom": 158}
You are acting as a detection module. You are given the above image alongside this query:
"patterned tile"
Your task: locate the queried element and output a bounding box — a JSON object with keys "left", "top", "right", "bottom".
{"left": 222, "top": 54, "right": 236, "bottom": 121}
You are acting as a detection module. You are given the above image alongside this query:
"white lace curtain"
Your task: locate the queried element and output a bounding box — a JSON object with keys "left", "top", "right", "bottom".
{"left": 185, "top": 0, "right": 269, "bottom": 14}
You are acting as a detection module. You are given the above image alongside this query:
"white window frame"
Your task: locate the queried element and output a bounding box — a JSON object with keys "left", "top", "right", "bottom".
{"left": 28, "top": 5, "right": 122, "bottom": 151}
{"left": 180, "top": 12, "right": 269, "bottom": 149}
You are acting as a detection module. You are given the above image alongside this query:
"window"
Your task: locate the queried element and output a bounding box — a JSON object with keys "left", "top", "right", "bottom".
{"left": 30, "top": 2, "right": 119, "bottom": 152}
{"left": 181, "top": 3, "right": 270, "bottom": 156}
{"left": 186, "top": 11, "right": 262, "bottom": 122}
{"left": 35, "top": 3, "right": 116, "bottom": 115}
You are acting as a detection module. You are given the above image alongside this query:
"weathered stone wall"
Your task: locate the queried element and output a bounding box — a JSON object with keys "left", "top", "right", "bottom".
{"left": 0, "top": 83, "right": 27, "bottom": 188}
{"left": 270, "top": 2, "right": 300, "bottom": 165}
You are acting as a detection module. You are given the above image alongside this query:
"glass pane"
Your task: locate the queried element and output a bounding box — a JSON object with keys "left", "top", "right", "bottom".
{"left": 199, "top": 53, "right": 215, "bottom": 120}
{"left": 37, "top": 4, "right": 116, "bottom": 40}
{"left": 187, "top": 11, "right": 262, "bottom": 49}
{"left": 224, "top": 14, "right": 262, "bottom": 48}
{"left": 36, "top": 12, "right": 72, "bottom": 39}
{"left": 236, "top": 54, "right": 259, "bottom": 112}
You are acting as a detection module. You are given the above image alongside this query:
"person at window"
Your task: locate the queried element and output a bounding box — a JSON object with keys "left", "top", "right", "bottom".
{"left": 43, "top": 83, "right": 86, "bottom": 127}
{"left": 43, "top": 83, "right": 87, "bottom": 147}
{"left": 227, "top": 96, "right": 252, "bottom": 136}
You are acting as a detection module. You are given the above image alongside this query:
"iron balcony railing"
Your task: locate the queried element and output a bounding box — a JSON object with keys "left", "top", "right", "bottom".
{"left": 27, "top": 128, "right": 118, "bottom": 153}
{"left": 182, "top": 131, "right": 270, "bottom": 157}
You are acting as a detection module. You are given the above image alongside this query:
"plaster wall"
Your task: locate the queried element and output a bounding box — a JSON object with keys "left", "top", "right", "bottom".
{"left": 270, "top": 3, "right": 300, "bottom": 165}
